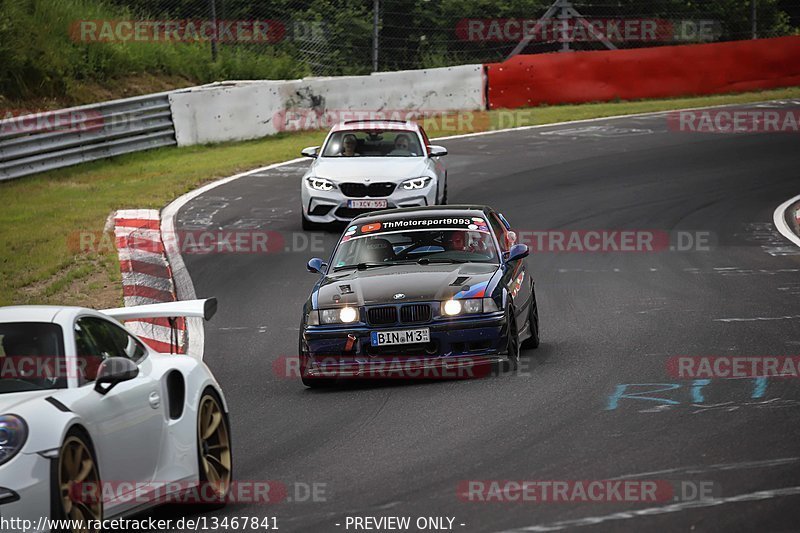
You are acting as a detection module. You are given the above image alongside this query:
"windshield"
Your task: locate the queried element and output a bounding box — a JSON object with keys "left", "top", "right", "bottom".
{"left": 322, "top": 129, "right": 424, "bottom": 157}
{"left": 0, "top": 322, "right": 66, "bottom": 394}
{"left": 331, "top": 229, "right": 499, "bottom": 268}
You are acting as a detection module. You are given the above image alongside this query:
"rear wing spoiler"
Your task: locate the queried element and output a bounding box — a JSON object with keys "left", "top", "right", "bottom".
{"left": 101, "top": 298, "right": 218, "bottom": 322}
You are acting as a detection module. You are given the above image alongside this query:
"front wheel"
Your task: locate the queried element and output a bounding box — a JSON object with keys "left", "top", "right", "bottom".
{"left": 521, "top": 290, "right": 540, "bottom": 349}
{"left": 504, "top": 305, "right": 520, "bottom": 370}
{"left": 197, "top": 391, "right": 232, "bottom": 508}
{"left": 56, "top": 430, "right": 102, "bottom": 532}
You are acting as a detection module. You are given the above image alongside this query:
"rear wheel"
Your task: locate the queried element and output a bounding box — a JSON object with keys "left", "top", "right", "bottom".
{"left": 197, "top": 391, "right": 232, "bottom": 508}
{"left": 56, "top": 430, "right": 102, "bottom": 532}
{"left": 522, "top": 290, "right": 540, "bottom": 349}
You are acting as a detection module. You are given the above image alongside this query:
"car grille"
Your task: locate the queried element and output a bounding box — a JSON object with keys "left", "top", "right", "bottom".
{"left": 368, "top": 306, "right": 397, "bottom": 325}
{"left": 340, "top": 182, "right": 396, "bottom": 198}
{"left": 367, "top": 304, "right": 432, "bottom": 326}
{"left": 400, "top": 304, "right": 431, "bottom": 324}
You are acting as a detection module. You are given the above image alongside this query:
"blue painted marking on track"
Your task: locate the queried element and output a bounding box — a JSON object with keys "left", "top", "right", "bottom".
{"left": 691, "top": 379, "right": 711, "bottom": 403}
{"left": 752, "top": 377, "right": 768, "bottom": 399}
{"left": 605, "top": 383, "right": 681, "bottom": 410}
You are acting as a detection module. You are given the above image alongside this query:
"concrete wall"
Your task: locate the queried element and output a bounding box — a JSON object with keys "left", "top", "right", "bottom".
{"left": 169, "top": 65, "right": 485, "bottom": 146}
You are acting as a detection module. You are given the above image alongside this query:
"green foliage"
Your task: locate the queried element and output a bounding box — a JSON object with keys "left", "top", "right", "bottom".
{"left": 0, "top": 0, "right": 307, "bottom": 100}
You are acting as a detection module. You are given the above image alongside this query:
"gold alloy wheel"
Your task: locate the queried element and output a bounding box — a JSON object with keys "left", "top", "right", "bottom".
{"left": 59, "top": 435, "right": 102, "bottom": 532}
{"left": 198, "top": 394, "right": 232, "bottom": 500}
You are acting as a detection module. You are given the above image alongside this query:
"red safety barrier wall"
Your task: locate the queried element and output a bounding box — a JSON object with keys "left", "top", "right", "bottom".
{"left": 486, "top": 36, "right": 800, "bottom": 109}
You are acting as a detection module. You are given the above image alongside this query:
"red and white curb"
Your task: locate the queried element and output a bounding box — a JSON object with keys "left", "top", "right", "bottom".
{"left": 113, "top": 209, "right": 185, "bottom": 354}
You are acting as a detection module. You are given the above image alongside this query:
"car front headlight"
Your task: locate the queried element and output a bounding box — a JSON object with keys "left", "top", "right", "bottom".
{"left": 307, "top": 177, "right": 336, "bottom": 191}
{"left": 401, "top": 177, "right": 432, "bottom": 190}
{"left": 319, "top": 307, "right": 360, "bottom": 325}
{"left": 441, "top": 298, "right": 499, "bottom": 316}
{"left": 0, "top": 415, "right": 28, "bottom": 466}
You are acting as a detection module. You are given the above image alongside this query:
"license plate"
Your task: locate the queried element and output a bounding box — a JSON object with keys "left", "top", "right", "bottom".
{"left": 348, "top": 199, "right": 388, "bottom": 209}
{"left": 371, "top": 328, "right": 430, "bottom": 346}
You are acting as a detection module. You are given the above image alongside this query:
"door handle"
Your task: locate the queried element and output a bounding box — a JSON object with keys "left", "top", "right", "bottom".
{"left": 149, "top": 391, "right": 161, "bottom": 409}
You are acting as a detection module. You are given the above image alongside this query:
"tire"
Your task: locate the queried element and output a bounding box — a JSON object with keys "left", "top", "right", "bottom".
{"left": 55, "top": 429, "right": 102, "bottom": 532}
{"left": 196, "top": 390, "right": 232, "bottom": 509}
{"left": 521, "top": 290, "right": 540, "bottom": 350}
{"left": 504, "top": 305, "right": 520, "bottom": 370}
{"left": 440, "top": 175, "right": 448, "bottom": 205}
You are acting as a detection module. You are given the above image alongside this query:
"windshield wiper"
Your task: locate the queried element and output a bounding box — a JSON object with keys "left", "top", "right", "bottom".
{"left": 333, "top": 262, "right": 403, "bottom": 271}
{"left": 416, "top": 257, "right": 468, "bottom": 265}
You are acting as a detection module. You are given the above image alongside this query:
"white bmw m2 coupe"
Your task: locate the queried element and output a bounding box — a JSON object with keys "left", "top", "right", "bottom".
{"left": 299, "top": 119, "right": 449, "bottom": 230}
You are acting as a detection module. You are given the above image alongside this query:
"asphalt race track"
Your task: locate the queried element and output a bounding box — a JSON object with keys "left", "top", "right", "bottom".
{"left": 158, "top": 102, "right": 800, "bottom": 531}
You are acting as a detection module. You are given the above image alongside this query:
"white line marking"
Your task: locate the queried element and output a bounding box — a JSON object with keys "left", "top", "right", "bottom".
{"left": 714, "top": 314, "right": 800, "bottom": 322}
{"left": 497, "top": 485, "right": 800, "bottom": 532}
{"left": 608, "top": 457, "right": 800, "bottom": 480}
{"left": 773, "top": 193, "right": 800, "bottom": 248}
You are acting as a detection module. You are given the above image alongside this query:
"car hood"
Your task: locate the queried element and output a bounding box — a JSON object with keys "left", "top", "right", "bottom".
{"left": 317, "top": 263, "right": 498, "bottom": 307}
{"left": 311, "top": 157, "right": 429, "bottom": 182}
{"left": 0, "top": 389, "right": 53, "bottom": 413}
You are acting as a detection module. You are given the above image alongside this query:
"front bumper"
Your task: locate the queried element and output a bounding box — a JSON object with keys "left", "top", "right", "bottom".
{"left": 301, "top": 312, "right": 507, "bottom": 378}
{"left": 0, "top": 451, "right": 54, "bottom": 531}
{"left": 301, "top": 181, "right": 438, "bottom": 224}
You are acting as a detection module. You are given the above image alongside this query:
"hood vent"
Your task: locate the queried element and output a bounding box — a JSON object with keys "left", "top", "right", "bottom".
{"left": 450, "top": 276, "right": 470, "bottom": 286}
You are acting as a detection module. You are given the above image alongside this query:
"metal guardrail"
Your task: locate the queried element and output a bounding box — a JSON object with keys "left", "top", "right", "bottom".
{"left": 0, "top": 92, "right": 177, "bottom": 181}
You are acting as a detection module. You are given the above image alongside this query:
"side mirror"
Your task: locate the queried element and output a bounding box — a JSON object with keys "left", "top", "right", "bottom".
{"left": 307, "top": 258, "right": 327, "bottom": 274}
{"left": 428, "top": 145, "right": 448, "bottom": 157}
{"left": 94, "top": 357, "right": 139, "bottom": 395}
{"left": 301, "top": 146, "right": 319, "bottom": 158}
{"left": 505, "top": 244, "right": 529, "bottom": 263}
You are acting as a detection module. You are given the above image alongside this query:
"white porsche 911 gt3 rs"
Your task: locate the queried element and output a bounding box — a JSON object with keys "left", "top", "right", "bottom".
{"left": 0, "top": 299, "right": 230, "bottom": 532}
{"left": 299, "top": 119, "right": 449, "bottom": 230}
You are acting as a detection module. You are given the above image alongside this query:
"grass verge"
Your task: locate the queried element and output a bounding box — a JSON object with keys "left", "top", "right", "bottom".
{"left": 2, "top": 86, "right": 799, "bottom": 308}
